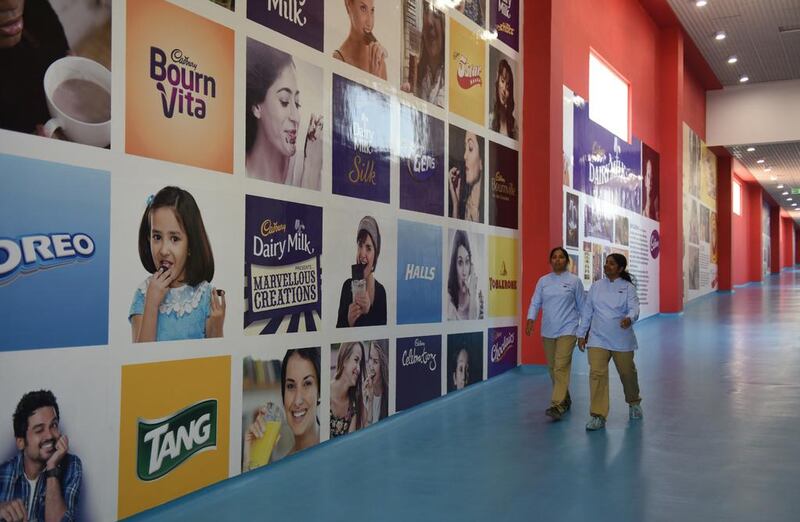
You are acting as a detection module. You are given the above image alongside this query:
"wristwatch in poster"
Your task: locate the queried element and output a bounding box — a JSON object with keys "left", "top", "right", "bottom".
{"left": 44, "top": 466, "right": 61, "bottom": 480}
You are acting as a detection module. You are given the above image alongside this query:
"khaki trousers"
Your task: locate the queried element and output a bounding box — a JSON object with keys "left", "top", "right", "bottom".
{"left": 587, "top": 347, "right": 641, "bottom": 419}
{"left": 542, "top": 335, "right": 576, "bottom": 411}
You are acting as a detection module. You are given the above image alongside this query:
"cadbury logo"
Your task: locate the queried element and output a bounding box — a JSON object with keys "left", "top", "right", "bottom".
{"left": 150, "top": 47, "right": 216, "bottom": 119}
{"left": 401, "top": 338, "right": 438, "bottom": 371}
{"left": 490, "top": 332, "right": 515, "bottom": 363}
{"left": 0, "top": 233, "right": 95, "bottom": 285}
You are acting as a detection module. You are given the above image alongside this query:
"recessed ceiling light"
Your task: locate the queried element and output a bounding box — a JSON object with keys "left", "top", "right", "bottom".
{"left": 777, "top": 184, "right": 784, "bottom": 189}
{"left": 696, "top": 0, "right": 708, "bottom": 6}
{"left": 782, "top": 191, "right": 790, "bottom": 195}
{"left": 793, "top": 203, "right": 798, "bottom": 207}
{"left": 765, "top": 168, "right": 772, "bottom": 172}
{"left": 727, "top": 55, "right": 738, "bottom": 64}
{"left": 757, "top": 159, "right": 765, "bottom": 164}
{"left": 715, "top": 31, "right": 727, "bottom": 40}
{"left": 739, "top": 75, "right": 749, "bottom": 83}
{"left": 746, "top": 147, "right": 755, "bottom": 152}
{"left": 788, "top": 198, "right": 794, "bottom": 201}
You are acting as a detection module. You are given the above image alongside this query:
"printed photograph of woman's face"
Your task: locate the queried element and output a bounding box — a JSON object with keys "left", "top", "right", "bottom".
{"left": 241, "top": 348, "right": 322, "bottom": 472}
{"left": 446, "top": 230, "right": 485, "bottom": 321}
{"left": 246, "top": 38, "right": 324, "bottom": 190}
{"left": 448, "top": 125, "right": 485, "bottom": 223}
{"left": 488, "top": 48, "right": 518, "bottom": 139}
{"left": 327, "top": 0, "right": 400, "bottom": 84}
{"left": 401, "top": 0, "right": 445, "bottom": 107}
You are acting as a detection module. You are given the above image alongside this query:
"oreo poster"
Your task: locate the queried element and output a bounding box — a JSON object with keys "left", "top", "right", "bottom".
{"left": 126, "top": 0, "right": 234, "bottom": 173}
{"left": 332, "top": 75, "right": 391, "bottom": 204}
{"left": 0, "top": 154, "right": 109, "bottom": 351}
{"left": 396, "top": 335, "right": 442, "bottom": 411}
{"left": 488, "top": 326, "right": 517, "bottom": 378}
{"left": 399, "top": 104, "right": 445, "bottom": 216}
{"left": 248, "top": 0, "right": 324, "bottom": 52}
{"left": 244, "top": 196, "right": 323, "bottom": 335}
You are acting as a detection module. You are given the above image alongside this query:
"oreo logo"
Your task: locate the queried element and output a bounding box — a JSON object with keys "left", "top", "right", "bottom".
{"left": 0, "top": 233, "right": 96, "bottom": 284}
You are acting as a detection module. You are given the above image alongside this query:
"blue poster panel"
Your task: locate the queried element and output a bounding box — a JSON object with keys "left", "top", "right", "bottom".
{"left": 0, "top": 154, "right": 110, "bottom": 350}
{"left": 396, "top": 220, "right": 442, "bottom": 324}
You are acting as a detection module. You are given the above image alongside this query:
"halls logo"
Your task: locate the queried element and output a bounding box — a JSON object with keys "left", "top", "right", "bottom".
{"left": 0, "top": 233, "right": 96, "bottom": 285}
{"left": 454, "top": 52, "right": 482, "bottom": 89}
{"left": 150, "top": 47, "right": 216, "bottom": 119}
{"left": 404, "top": 263, "right": 436, "bottom": 281}
{"left": 136, "top": 400, "right": 218, "bottom": 481}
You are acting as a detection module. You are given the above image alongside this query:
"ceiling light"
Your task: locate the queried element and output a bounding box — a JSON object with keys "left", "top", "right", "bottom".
{"left": 788, "top": 198, "right": 794, "bottom": 201}
{"left": 746, "top": 147, "right": 755, "bottom": 152}
{"left": 770, "top": 175, "right": 777, "bottom": 181}
{"left": 777, "top": 184, "right": 784, "bottom": 189}
{"left": 696, "top": 0, "right": 708, "bottom": 6}
{"left": 764, "top": 168, "right": 772, "bottom": 172}
{"left": 793, "top": 203, "right": 798, "bottom": 207}
{"left": 727, "top": 55, "right": 738, "bottom": 64}
{"left": 715, "top": 31, "right": 727, "bottom": 40}
{"left": 782, "top": 191, "right": 789, "bottom": 195}
{"left": 757, "top": 159, "right": 765, "bottom": 164}
{"left": 739, "top": 75, "right": 749, "bottom": 83}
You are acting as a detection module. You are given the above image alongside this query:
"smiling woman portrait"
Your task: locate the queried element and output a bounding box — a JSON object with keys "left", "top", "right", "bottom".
{"left": 246, "top": 39, "right": 323, "bottom": 190}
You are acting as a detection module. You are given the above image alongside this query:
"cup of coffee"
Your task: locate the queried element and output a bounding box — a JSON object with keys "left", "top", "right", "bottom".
{"left": 43, "top": 57, "right": 111, "bottom": 147}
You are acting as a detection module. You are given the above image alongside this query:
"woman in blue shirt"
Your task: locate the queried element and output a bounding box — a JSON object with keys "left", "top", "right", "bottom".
{"left": 526, "top": 247, "right": 585, "bottom": 420}
{"left": 577, "top": 253, "right": 643, "bottom": 430}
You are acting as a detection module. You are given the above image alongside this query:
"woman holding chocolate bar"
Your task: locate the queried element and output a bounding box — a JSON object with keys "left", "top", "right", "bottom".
{"left": 333, "top": 0, "right": 388, "bottom": 81}
{"left": 336, "top": 216, "right": 387, "bottom": 328}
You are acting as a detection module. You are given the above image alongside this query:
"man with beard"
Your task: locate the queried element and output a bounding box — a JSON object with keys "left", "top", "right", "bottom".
{"left": 0, "top": 390, "right": 81, "bottom": 522}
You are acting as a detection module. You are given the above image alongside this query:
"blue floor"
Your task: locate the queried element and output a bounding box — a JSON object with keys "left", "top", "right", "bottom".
{"left": 129, "top": 270, "right": 800, "bottom": 522}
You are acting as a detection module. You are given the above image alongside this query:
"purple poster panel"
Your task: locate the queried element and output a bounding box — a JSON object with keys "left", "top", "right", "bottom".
{"left": 490, "top": 0, "right": 519, "bottom": 51}
{"left": 573, "top": 102, "right": 642, "bottom": 214}
{"left": 396, "top": 335, "right": 442, "bottom": 411}
{"left": 488, "top": 326, "right": 517, "bottom": 377}
{"left": 399, "top": 105, "right": 444, "bottom": 216}
{"left": 447, "top": 331, "right": 484, "bottom": 392}
{"left": 244, "top": 195, "right": 323, "bottom": 335}
{"left": 332, "top": 75, "right": 391, "bottom": 204}
{"left": 642, "top": 142, "right": 660, "bottom": 221}
{"left": 248, "top": 1, "right": 324, "bottom": 52}
{"left": 488, "top": 141, "right": 518, "bottom": 229}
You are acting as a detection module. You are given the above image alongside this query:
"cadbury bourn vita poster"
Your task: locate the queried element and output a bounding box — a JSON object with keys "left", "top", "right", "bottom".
{"left": 244, "top": 196, "right": 323, "bottom": 335}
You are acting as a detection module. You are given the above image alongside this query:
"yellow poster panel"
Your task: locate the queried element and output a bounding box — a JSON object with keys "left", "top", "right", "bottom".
{"left": 449, "top": 19, "right": 486, "bottom": 126}
{"left": 118, "top": 356, "right": 231, "bottom": 519}
{"left": 488, "top": 236, "right": 518, "bottom": 317}
{"left": 700, "top": 142, "right": 717, "bottom": 209}
{"left": 126, "top": 0, "right": 234, "bottom": 173}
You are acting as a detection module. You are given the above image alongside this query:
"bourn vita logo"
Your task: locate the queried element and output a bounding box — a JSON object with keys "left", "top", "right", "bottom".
{"left": 136, "top": 399, "right": 217, "bottom": 481}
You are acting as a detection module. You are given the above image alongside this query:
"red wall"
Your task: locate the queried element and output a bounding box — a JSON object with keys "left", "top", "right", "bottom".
{"left": 730, "top": 173, "right": 762, "bottom": 286}
{"left": 683, "top": 64, "right": 706, "bottom": 141}
{"left": 561, "top": 0, "right": 660, "bottom": 149}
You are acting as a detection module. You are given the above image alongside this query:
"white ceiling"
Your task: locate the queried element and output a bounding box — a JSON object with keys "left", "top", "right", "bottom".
{"left": 667, "top": 0, "right": 800, "bottom": 222}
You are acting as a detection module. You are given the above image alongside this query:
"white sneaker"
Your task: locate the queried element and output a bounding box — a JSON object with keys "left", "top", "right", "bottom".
{"left": 629, "top": 404, "right": 643, "bottom": 420}
{"left": 585, "top": 416, "right": 606, "bottom": 431}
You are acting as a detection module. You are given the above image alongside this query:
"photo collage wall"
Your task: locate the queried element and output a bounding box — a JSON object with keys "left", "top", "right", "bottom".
{"left": 682, "top": 123, "right": 718, "bottom": 303}
{"left": 561, "top": 87, "right": 661, "bottom": 318}
{"left": 0, "top": 0, "right": 523, "bottom": 519}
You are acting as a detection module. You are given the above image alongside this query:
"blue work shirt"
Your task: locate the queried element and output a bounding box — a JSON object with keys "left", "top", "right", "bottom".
{"left": 577, "top": 277, "right": 640, "bottom": 351}
{"left": 527, "top": 271, "right": 585, "bottom": 338}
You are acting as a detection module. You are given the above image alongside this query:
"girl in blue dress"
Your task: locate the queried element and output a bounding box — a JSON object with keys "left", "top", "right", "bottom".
{"left": 129, "top": 186, "right": 226, "bottom": 342}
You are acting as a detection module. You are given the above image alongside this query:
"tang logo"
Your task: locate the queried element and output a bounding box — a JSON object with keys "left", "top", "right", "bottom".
{"left": 137, "top": 400, "right": 218, "bottom": 481}
{"left": 0, "top": 233, "right": 96, "bottom": 285}
{"left": 267, "top": 0, "right": 307, "bottom": 26}
{"left": 454, "top": 52, "right": 482, "bottom": 89}
{"left": 150, "top": 47, "right": 217, "bottom": 119}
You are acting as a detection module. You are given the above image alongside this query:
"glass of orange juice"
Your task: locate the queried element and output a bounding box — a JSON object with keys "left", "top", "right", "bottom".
{"left": 248, "top": 403, "right": 283, "bottom": 469}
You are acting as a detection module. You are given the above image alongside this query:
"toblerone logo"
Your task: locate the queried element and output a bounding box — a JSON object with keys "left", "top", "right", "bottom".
{"left": 136, "top": 399, "right": 217, "bottom": 481}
